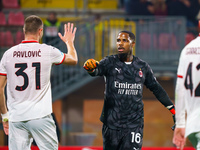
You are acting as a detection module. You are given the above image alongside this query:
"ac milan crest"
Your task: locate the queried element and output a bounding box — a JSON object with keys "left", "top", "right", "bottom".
{"left": 139, "top": 70, "right": 143, "bottom": 77}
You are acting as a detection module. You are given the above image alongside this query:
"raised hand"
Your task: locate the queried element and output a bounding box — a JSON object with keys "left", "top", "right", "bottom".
{"left": 58, "top": 22, "right": 77, "bottom": 44}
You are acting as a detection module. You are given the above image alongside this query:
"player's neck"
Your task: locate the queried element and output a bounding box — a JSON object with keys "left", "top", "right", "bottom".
{"left": 24, "top": 35, "right": 40, "bottom": 42}
{"left": 125, "top": 55, "right": 133, "bottom": 62}
{"left": 118, "top": 52, "right": 133, "bottom": 62}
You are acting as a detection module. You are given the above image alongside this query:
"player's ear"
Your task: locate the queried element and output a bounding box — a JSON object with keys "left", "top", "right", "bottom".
{"left": 23, "top": 27, "right": 25, "bottom": 34}
{"left": 39, "top": 28, "right": 43, "bottom": 33}
{"left": 131, "top": 41, "right": 135, "bottom": 47}
{"left": 39, "top": 28, "right": 43, "bottom": 37}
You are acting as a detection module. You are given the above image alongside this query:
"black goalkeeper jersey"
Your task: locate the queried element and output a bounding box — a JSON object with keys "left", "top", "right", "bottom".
{"left": 90, "top": 54, "right": 173, "bottom": 129}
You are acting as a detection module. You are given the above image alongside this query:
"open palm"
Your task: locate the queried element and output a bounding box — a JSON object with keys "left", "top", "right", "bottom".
{"left": 58, "top": 22, "right": 77, "bottom": 44}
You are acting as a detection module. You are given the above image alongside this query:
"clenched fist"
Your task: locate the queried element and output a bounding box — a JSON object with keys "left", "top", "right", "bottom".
{"left": 83, "top": 59, "right": 99, "bottom": 72}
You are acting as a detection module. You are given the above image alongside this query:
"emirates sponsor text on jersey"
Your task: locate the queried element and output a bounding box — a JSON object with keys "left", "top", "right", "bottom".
{"left": 13, "top": 50, "right": 41, "bottom": 57}
{"left": 114, "top": 81, "right": 142, "bottom": 95}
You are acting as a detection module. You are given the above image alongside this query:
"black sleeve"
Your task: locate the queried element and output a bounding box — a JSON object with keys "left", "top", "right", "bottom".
{"left": 144, "top": 64, "right": 174, "bottom": 107}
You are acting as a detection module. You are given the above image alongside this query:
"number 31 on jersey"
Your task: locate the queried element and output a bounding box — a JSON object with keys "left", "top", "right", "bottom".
{"left": 15, "top": 62, "right": 41, "bottom": 91}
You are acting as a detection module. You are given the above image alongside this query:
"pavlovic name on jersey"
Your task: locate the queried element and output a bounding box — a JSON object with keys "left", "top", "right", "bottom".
{"left": 13, "top": 50, "right": 41, "bottom": 57}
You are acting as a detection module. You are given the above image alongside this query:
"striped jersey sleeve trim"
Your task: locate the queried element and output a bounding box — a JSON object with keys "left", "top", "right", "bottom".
{"left": 169, "top": 108, "right": 176, "bottom": 115}
{"left": 55, "top": 54, "right": 65, "bottom": 65}
{"left": 177, "top": 75, "right": 183, "bottom": 78}
{"left": 0, "top": 73, "right": 7, "bottom": 76}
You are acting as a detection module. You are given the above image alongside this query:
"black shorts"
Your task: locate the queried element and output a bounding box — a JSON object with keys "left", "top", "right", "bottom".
{"left": 102, "top": 124, "right": 143, "bottom": 150}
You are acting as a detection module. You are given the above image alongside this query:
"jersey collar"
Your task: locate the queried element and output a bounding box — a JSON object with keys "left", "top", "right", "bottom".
{"left": 21, "top": 40, "right": 39, "bottom": 43}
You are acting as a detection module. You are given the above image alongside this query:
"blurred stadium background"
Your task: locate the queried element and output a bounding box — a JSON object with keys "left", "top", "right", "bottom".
{"left": 0, "top": 0, "right": 199, "bottom": 149}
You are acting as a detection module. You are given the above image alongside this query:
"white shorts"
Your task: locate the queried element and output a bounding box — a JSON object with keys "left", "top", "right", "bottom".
{"left": 9, "top": 114, "right": 58, "bottom": 150}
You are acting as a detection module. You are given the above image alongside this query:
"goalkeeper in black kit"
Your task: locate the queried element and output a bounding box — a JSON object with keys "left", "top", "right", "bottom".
{"left": 83, "top": 30, "right": 175, "bottom": 150}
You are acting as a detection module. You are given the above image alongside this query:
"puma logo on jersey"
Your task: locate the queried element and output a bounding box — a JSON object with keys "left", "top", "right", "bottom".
{"left": 133, "top": 148, "right": 139, "bottom": 150}
{"left": 115, "top": 68, "right": 121, "bottom": 73}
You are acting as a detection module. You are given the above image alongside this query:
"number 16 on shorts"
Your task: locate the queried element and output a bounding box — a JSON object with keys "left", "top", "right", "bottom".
{"left": 131, "top": 132, "right": 141, "bottom": 144}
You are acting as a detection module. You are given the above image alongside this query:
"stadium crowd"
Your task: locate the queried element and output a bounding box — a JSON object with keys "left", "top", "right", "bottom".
{"left": 120, "top": 0, "right": 200, "bottom": 28}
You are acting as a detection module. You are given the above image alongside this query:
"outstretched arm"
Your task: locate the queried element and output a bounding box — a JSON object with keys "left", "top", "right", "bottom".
{"left": 0, "top": 75, "right": 8, "bottom": 135}
{"left": 144, "top": 65, "right": 175, "bottom": 114}
{"left": 149, "top": 82, "right": 175, "bottom": 113}
{"left": 58, "top": 22, "right": 78, "bottom": 65}
{"left": 144, "top": 64, "right": 175, "bottom": 130}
